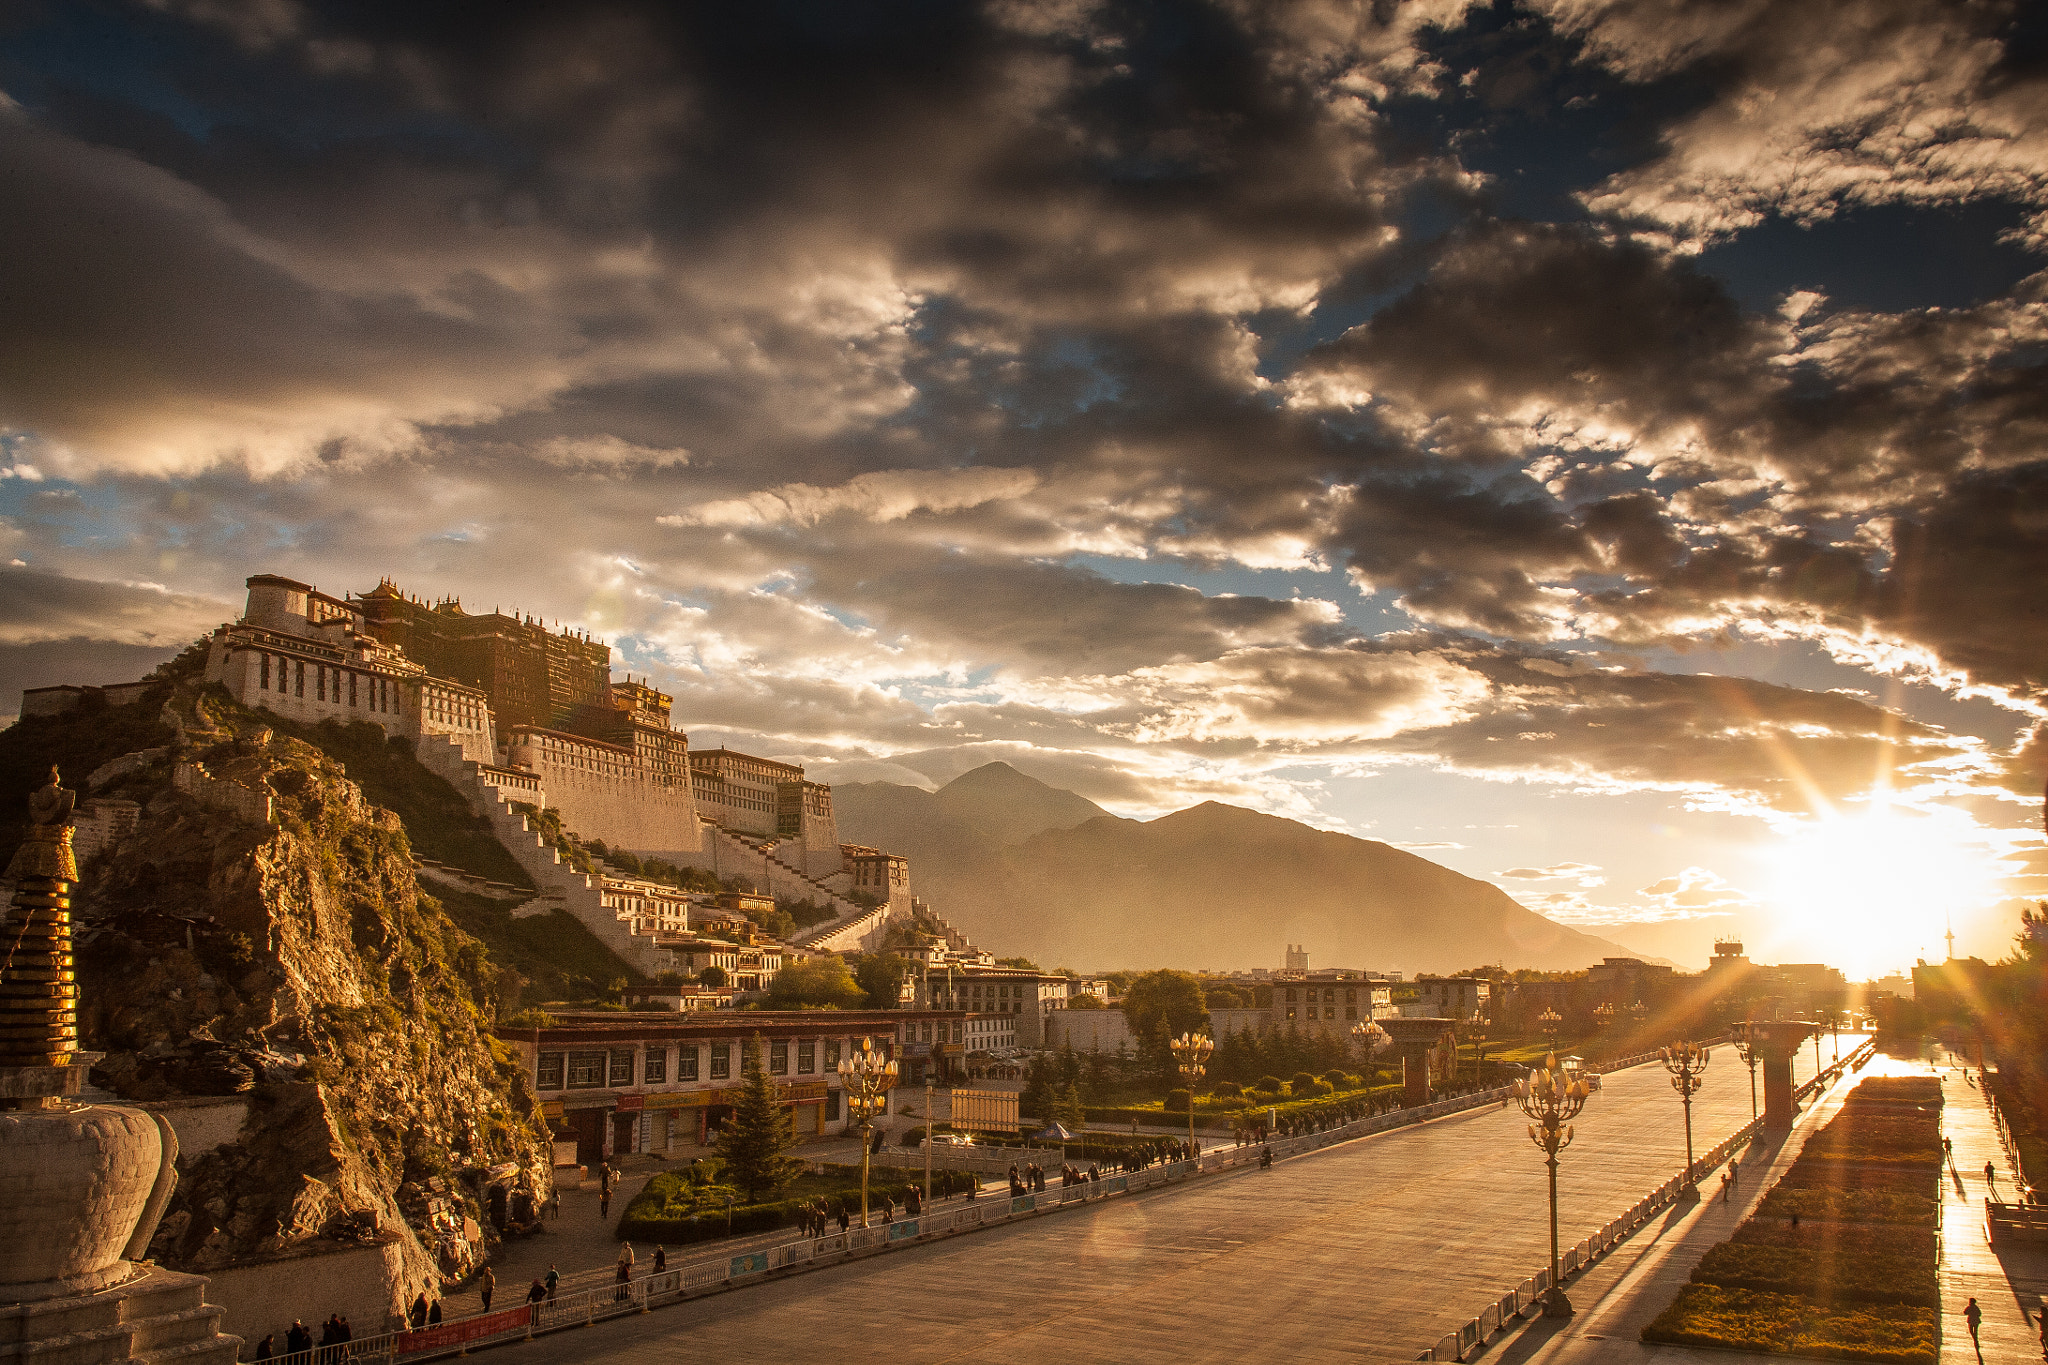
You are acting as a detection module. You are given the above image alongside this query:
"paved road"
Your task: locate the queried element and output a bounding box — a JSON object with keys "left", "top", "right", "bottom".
{"left": 474, "top": 1040, "right": 1831, "bottom": 1363}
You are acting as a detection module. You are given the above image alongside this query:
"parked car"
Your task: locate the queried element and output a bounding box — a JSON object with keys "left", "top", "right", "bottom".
{"left": 925, "top": 1132, "right": 976, "bottom": 1148}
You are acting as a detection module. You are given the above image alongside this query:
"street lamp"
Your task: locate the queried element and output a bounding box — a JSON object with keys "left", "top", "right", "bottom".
{"left": 1662, "top": 1041, "right": 1710, "bottom": 1200}
{"left": 1626, "top": 1002, "right": 1648, "bottom": 1030}
{"left": 1593, "top": 1003, "right": 1615, "bottom": 1031}
{"left": 1539, "top": 1008, "right": 1562, "bottom": 1050}
{"left": 1516, "top": 1052, "right": 1592, "bottom": 1317}
{"left": 1352, "top": 1018, "right": 1391, "bottom": 1084}
{"left": 838, "top": 1034, "right": 897, "bottom": 1227}
{"left": 1465, "top": 1015, "right": 1491, "bottom": 1083}
{"left": 1731, "top": 1020, "right": 1760, "bottom": 1119}
{"left": 1168, "top": 1032, "right": 1213, "bottom": 1157}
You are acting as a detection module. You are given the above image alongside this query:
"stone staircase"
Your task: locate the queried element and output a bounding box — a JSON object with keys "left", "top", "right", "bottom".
{"left": 697, "top": 822, "right": 873, "bottom": 933}
{"left": 411, "top": 736, "right": 675, "bottom": 976}
{"left": 1, "top": 1266, "right": 240, "bottom": 1365}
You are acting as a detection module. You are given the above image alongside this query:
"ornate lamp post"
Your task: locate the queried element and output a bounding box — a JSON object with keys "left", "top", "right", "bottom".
{"left": 838, "top": 1035, "right": 897, "bottom": 1226}
{"left": 1539, "top": 1007, "right": 1562, "bottom": 1051}
{"left": 1731, "top": 1021, "right": 1760, "bottom": 1119}
{"left": 1592, "top": 1003, "right": 1614, "bottom": 1031}
{"left": 1516, "top": 1052, "right": 1592, "bottom": 1317}
{"left": 1661, "top": 1041, "right": 1710, "bottom": 1199}
{"left": 1626, "top": 1002, "right": 1648, "bottom": 1031}
{"left": 1168, "top": 1032, "right": 1213, "bottom": 1156}
{"left": 1352, "top": 1018, "right": 1390, "bottom": 1084}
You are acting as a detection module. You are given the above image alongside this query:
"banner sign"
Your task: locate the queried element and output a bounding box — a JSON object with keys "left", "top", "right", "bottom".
{"left": 398, "top": 1306, "right": 532, "bottom": 1352}
{"left": 615, "top": 1093, "right": 644, "bottom": 1112}
{"left": 729, "top": 1252, "right": 769, "bottom": 1278}
{"left": 887, "top": 1219, "right": 919, "bottom": 1242}
{"left": 1010, "top": 1195, "right": 1034, "bottom": 1214}
{"left": 1107, "top": 1177, "right": 1127, "bottom": 1193}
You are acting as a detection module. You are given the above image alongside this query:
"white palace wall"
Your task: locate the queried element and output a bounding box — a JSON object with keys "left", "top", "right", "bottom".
{"left": 502, "top": 729, "right": 702, "bottom": 864}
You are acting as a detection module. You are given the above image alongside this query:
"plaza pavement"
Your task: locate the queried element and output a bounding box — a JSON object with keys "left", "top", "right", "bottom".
{"left": 469, "top": 1039, "right": 1833, "bottom": 1364}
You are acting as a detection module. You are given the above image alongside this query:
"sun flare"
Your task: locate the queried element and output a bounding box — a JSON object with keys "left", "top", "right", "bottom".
{"left": 1760, "top": 808, "right": 1998, "bottom": 978}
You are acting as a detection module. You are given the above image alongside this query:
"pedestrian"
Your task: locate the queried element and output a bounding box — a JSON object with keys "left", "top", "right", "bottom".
{"left": 409, "top": 1294, "right": 428, "bottom": 1331}
{"left": 1729, "top": 1159, "right": 1739, "bottom": 1186}
{"left": 1988, "top": 1161, "right": 1999, "bottom": 1186}
{"left": 545, "top": 1265, "right": 559, "bottom": 1301}
{"left": 255, "top": 1333, "right": 274, "bottom": 1360}
{"left": 526, "top": 1278, "right": 545, "bottom": 1324}
{"left": 654, "top": 1245, "right": 666, "bottom": 1273}
{"left": 285, "top": 1320, "right": 309, "bottom": 1356}
{"left": 614, "top": 1260, "right": 630, "bottom": 1303}
{"left": 1966, "top": 1297, "right": 1982, "bottom": 1351}
{"left": 600, "top": 1185, "right": 611, "bottom": 1217}
{"left": 480, "top": 1266, "right": 494, "bottom": 1312}
{"left": 839, "top": 1203, "right": 851, "bottom": 1231}
{"left": 427, "top": 1299, "right": 441, "bottom": 1326}
{"left": 337, "top": 1317, "right": 351, "bottom": 1342}
{"left": 1720, "top": 1170, "right": 1731, "bottom": 1203}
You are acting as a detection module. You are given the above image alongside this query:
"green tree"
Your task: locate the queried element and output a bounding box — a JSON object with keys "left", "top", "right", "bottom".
{"left": 1057, "top": 1083, "right": 1086, "bottom": 1127}
{"left": 699, "top": 965, "right": 728, "bottom": 988}
{"left": 715, "top": 1035, "right": 804, "bottom": 1202}
{"left": 851, "top": 953, "right": 911, "bottom": 1009}
{"left": 1019, "top": 1056, "right": 1055, "bottom": 1124}
{"left": 1121, "top": 969, "right": 1209, "bottom": 1049}
{"left": 1082, "top": 1045, "right": 1113, "bottom": 1103}
{"left": 995, "top": 956, "right": 1041, "bottom": 970}
{"left": 1067, "top": 992, "right": 1106, "bottom": 1010}
{"left": 766, "top": 956, "right": 866, "bottom": 1009}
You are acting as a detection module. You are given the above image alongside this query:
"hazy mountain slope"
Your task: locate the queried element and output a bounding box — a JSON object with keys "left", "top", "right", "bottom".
{"left": 842, "top": 778, "right": 1636, "bottom": 972}
{"left": 930, "top": 761, "right": 1110, "bottom": 846}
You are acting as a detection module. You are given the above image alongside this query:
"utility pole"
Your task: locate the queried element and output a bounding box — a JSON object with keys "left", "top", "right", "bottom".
{"left": 924, "top": 1078, "right": 934, "bottom": 1205}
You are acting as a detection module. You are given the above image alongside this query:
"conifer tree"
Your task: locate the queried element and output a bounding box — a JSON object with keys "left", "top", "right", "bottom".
{"left": 716, "top": 1034, "right": 802, "bottom": 1202}
{"left": 1057, "top": 1082, "right": 1086, "bottom": 1128}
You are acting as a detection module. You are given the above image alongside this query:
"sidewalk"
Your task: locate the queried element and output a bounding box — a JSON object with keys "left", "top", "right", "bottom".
{"left": 1930, "top": 1053, "right": 2048, "bottom": 1364}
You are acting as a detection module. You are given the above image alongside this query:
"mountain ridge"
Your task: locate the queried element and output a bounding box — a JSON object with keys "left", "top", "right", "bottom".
{"left": 834, "top": 762, "right": 1641, "bottom": 974}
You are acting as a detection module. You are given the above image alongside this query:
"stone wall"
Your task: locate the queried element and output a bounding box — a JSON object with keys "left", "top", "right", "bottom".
{"left": 501, "top": 729, "right": 701, "bottom": 864}
{"left": 172, "top": 762, "right": 274, "bottom": 827}
{"left": 1043, "top": 1008, "right": 1135, "bottom": 1054}
{"left": 204, "top": 1239, "right": 414, "bottom": 1345}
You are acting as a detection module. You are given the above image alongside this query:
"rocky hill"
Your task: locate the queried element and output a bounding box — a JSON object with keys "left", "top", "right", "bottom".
{"left": 2, "top": 676, "right": 557, "bottom": 1309}
{"left": 838, "top": 764, "right": 1633, "bottom": 973}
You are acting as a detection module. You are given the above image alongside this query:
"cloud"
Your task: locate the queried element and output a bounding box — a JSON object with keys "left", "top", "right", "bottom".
{"left": 1541, "top": 0, "right": 2048, "bottom": 251}
{"left": 1500, "top": 861, "right": 1606, "bottom": 887}
{"left": 1637, "top": 865, "right": 1759, "bottom": 917}
{"left": 664, "top": 467, "right": 1039, "bottom": 528}
{"left": 0, "top": 565, "right": 231, "bottom": 649}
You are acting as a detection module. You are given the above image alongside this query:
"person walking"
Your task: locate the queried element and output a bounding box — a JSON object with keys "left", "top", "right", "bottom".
{"left": 409, "top": 1294, "right": 429, "bottom": 1331}
{"left": 838, "top": 1203, "right": 851, "bottom": 1232}
{"left": 1719, "top": 1170, "right": 1731, "bottom": 1203}
{"left": 1965, "top": 1297, "right": 1983, "bottom": 1356}
{"left": 653, "top": 1245, "right": 666, "bottom": 1273}
{"left": 254, "top": 1333, "right": 275, "bottom": 1360}
{"left": 600, "top": 1183, "right": 611, "bottom": 1217}
{"left": 427, "top": 1299, "right": 442, "bottom": 1326}
{"left": 1988, "top": 1161, "right": 1999, "bottom": 1187}
{"left": 285, "top": 1321, "right": 310, "bottom": 1356}
{"left": 1729, "top": 1158, "right": 1739, "bottom": 1187}
{"left": 545, "top": 1265, "right": 559, "bottom": 1301}
{"left": 480, "top": 1266, "right": 495, "bottom": 1312}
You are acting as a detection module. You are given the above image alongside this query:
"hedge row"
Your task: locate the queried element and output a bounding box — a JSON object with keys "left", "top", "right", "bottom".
{"left": 1841, "top": 1077, "right": 1943, "bottom": 1107}
{"left": 1641, "top": 1073, "right": 1942, "bottom": 1363}
{"left": 1690, "top": 1243, "right": 1937, "bottom": 1309}
{"left": 1643, "top": 1285, "right": 1935, "bottom": 1363}
{"left": 616, "top": 1168, "right": 979, "bottom": 1246}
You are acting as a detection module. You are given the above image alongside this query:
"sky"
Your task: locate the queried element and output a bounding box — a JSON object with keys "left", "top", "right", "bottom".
{"left": 4, "top": 0, "right": 2047, "bottom": 978}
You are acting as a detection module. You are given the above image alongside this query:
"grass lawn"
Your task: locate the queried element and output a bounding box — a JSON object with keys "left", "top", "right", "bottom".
{"left": 1643, "top": 1285, "right": 1935, "bottom": 1363}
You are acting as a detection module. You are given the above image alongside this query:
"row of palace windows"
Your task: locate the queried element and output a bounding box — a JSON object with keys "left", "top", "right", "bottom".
{"left": 1284, "top": 1005, "right": 1360, "bottom": 1021}
{"left": 534, "top": 1037, "right": 862, "bottom": 1091}
{"left": 257, "top": 653, "right": 400, "bottom": 715}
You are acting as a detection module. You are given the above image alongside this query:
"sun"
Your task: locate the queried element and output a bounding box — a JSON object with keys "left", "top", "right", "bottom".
{"left": 1759, "top": 806, "right": 1997, "bottom": 979}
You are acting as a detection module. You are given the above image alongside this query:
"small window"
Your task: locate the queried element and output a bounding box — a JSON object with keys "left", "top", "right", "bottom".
{"left": 644, "top": 1048, "right": 667, "bottom": 1084}
{"left": 824, "top": 1040, "right": 842, "bottom": 1069}
{"left": 711, "top": 1044, "right": 731, "bottom": 1080}
{"left": 678, "top": 1046, "right": 699, "bottom": 1081}
{"left": 1284, "top": 988, "right": 1297, "bottom": 1002}
{"left": 770, "top": 1040, "right": 789, "bottom": 1075}
{"left": 798, "top": 1041, "right": 815, "bottom": 1074}
{"left": 609, "top": 1049, "right": 635, "bottom": 1087}
{"left": 567, "top": 1050, "right": 607, "bottom": 1088}
{"left": 537, "top": 1052, "right": 564, "bottom": 1090}
{"left": 259, "top": 655, "right": 270, "bottom": 689}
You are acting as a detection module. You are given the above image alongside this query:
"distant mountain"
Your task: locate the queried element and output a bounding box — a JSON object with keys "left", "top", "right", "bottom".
{"left": 836, "top": 765, "right": 1638, "bottom": 974}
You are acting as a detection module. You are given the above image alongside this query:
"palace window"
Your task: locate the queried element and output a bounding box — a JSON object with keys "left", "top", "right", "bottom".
{"left": 710, "top": 1044, "right": 731, "bottom": 1080}
{"left": 536, "top": 1052, "right": 565, "bottom": 1090}
{"left": 644, "top": 1048, "right": 667, "bottom": 1084}
{"left": 797, "top": 1041, "right": 815, "bottom": 1074}
{"left": 770, "top": 1041, "right": 788, "bottom": 1075}
{"left": 608, "top": 1049, "right": 635, "bottom": 1087}
{"left": 259, "top": 655, "right": 270, "bottom": 689}
{"left": 348, "top": 672, "right": 357, "bottom": 707}
{"left": 315, "top": 668, "right": 325, "bottom": 702}
{"left": 566, "top": 1051, "right": 607, "bottom": 1088}
{"left": 294, "top": 661, "right": 304, "bottom": 697}
{"left": 824, "top": 1040, "right": 842, "bottom": 1069}
{"left": 679, "top": 1047, "right": 699, "bottom": 1081}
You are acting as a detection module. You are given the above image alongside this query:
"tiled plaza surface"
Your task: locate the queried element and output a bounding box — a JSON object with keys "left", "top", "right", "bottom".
{"left": 479, "top": 1041, "right": 1834, "bottom": 1364}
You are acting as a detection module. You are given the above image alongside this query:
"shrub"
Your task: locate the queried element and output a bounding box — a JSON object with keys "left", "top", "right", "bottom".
{"left": 1288, "top": 1071, "right": 1319, "bottom": 1095}
{"left": 1641, "top": 1284, "right": 1934, "bottom": 1363}
{"left": 1692, "top": 1242, "right": 1938, "bottom": 1308}
{"left": 1319, "top": 1070, "right": 1351, "bottom": 1087}
{"left": 1212, "top": 1081, "right": 1242, "bottom": 1099}
{"left": 1255, "top": 1075, "right": 1285, "bottom": 1094}
{"left": 1755, "top": 1185, "right": 1936, "bottom": 1226}
{"left": 1164, "top": 1089, "right": 1192, "bottom": 1113}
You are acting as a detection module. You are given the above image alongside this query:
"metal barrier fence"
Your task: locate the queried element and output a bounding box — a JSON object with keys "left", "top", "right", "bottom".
{"left": 1416, "top": 1036, "right": 1876, "bottom": 1361}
